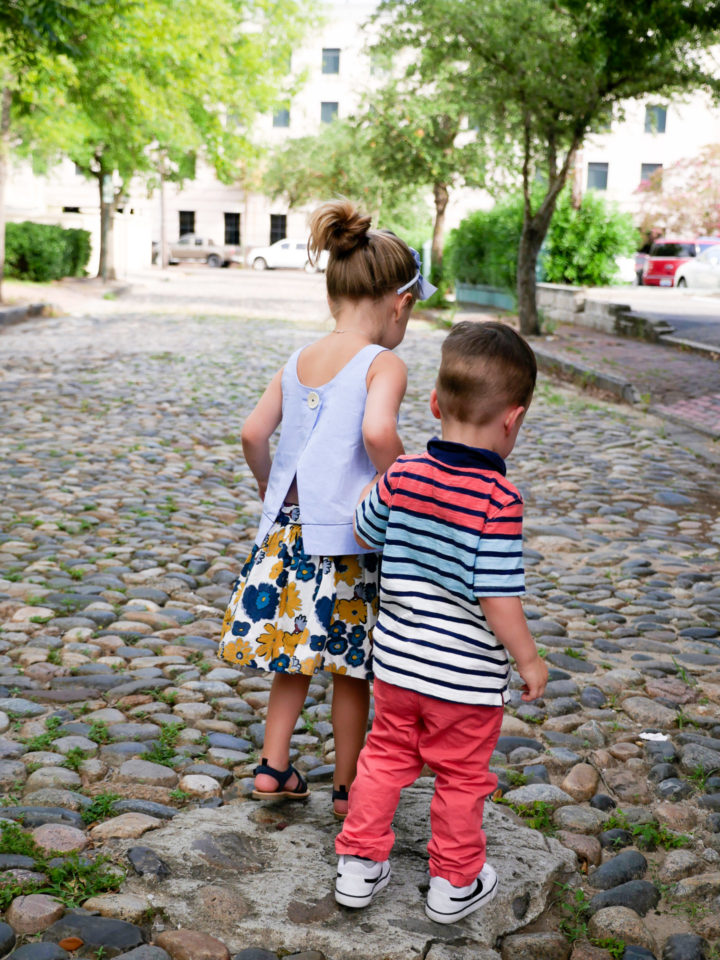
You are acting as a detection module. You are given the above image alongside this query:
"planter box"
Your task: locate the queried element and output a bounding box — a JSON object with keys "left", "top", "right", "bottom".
{"left": 455, "top": 282, "right": 515, "bottom": 311}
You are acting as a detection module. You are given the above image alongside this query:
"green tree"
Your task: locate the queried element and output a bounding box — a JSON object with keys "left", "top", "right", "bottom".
{"left": 263, "top": 118, "right": 425, "bottom": 230}
{"left": 355, "top": 78, "right": 485, "bottom": 277}
{"left": 375, "top": 0, "right": 720, "bottom": 333}
{"left": 0, "top": 0, "right": 101, "bottom": 299}
{"left": 3, "top": 0, "right": 313, "bottom": 289}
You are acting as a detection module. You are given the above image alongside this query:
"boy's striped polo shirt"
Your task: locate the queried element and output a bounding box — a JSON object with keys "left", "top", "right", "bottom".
{"left": 354, "top": 437, "right": 525, "bottom": 706}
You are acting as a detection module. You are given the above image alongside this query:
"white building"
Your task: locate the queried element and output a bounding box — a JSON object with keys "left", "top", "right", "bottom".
{"left": 6, "top": 2, "right": 720, "bottom": 273}
{"left": 578, "top": 92, "right": 720, "bottom": 223}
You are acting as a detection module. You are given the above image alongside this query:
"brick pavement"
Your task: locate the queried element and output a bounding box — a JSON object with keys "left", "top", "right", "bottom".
{"left": 530, "top": 323, "right": 720, "bottom": 439}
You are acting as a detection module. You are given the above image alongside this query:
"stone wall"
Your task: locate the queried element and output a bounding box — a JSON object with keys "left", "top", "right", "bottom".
{"left": 536, "top": 283, "right": 674, "bottom": 341}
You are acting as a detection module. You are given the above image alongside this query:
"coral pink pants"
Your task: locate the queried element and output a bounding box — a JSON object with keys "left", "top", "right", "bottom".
{"left": 335, "top": 677, "right": 504, "bottom": 887}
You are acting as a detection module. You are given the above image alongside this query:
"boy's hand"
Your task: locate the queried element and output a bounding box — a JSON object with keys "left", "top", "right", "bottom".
{"left": 517, "top": 654, "right": 548, "bottom": 701}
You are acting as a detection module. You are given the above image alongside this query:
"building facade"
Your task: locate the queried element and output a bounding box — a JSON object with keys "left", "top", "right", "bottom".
{"left": 5, "top": 2, "right": 720, "bottom": 274}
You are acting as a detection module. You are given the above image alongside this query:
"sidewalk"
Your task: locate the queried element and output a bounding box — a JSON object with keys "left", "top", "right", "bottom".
{"left": 438, "top": 305, "right": 720, "bottom": 444}
{"left": 530, "top": 322, "right": 720, "bottom": 439}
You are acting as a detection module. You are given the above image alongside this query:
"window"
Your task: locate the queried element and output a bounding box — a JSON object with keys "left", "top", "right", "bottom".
{"left": 586, "top": 162, "right": 608, "bottom": 191}
{"left": 273, "top": 108, "right": 290, "bottom": 128}
{"left": 322, "top": 48, "right": 340, "bottom": 74}
{"left": 73, "top": 163, "right": 84, "bottom": 177}
{"left": 270, "top": 214, "right": 287, "bottom": 244}
{"left": 179, "top": 211, "right": 195, "bottom": 236}
{"left": 650, "top": 242, "right": 695, "bottom": 258}
{"left": 640, "top": 163, "right": 662, "bottom": 185}
{"left": 321, "top": 101, "right": 338, "bottom": 124}
{"left": 62, "top": 206, "right": 80, "bottom": 213}
{"left": 644, "top": 105, "right": 667, "bottom": 133}
{"left": 224, "top": 213, "right": 240, "bottom": 245}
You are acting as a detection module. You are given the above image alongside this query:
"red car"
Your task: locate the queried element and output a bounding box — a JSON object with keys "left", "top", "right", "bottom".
{"left": 641, "top": 236, "right": 720, "bottom": 286}
{"left": 642, "top": 239, "right": 697, "bottom": 287}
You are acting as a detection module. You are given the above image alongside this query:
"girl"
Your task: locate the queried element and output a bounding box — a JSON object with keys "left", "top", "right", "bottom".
{"left": 219, "top": 199, "right": 436, "bottom": 818}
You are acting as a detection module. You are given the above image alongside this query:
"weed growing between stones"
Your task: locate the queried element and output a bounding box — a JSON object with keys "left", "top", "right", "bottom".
{"left": 604, "top": 810, "right": 691, "bottom": 850}
{"left": 22, "top": 714, "right": 62, "bottom": 751}
{"left": 81, "top": 793, "right": 121, "bottom": 825}
{"left": 0, "top": 823, "right": 123, "bottom": 909}
{"left": 87, "top": 720, "right": 111, "bottom": 744}
{"left": 144, "top": 722, "right": 185, "bottom": 767}
{"left": 63, "top": 747, "right": 90, "bottom": 772}
{"left": 498, "top": 799, "right": 556, "bottom": 834}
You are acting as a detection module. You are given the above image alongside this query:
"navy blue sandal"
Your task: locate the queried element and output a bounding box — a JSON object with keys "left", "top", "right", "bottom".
{"left": 332, "top": 784, "right": 349, "bottom": 820}
{"left": 252, "top": 758, "right": 309, "bottom": 800}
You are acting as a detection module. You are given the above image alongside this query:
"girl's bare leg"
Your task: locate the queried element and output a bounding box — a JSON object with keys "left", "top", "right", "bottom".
{"left": 255, "top": 672, "right": 311, "bottom": 793}
{"left": 331, "top": 673, "right": 371, "bottom": 814}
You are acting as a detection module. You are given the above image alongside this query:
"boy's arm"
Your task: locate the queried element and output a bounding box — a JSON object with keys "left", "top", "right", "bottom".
{"left": 479, "top": 596, "right": 548, "bottom": 701}
{"left": 354, "top": 469, "right": 394, "bottom": 549}
{"left": 474, "top": 493, "right": 547, "bottom": 701}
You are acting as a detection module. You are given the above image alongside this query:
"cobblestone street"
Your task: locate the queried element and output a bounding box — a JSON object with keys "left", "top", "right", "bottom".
{"left": 1, "top": 310, "right": 720, "bottom": 960}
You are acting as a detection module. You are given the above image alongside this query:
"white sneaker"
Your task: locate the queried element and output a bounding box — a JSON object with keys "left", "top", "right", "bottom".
{"left": 425, "top": 862, "right": 498, "bottom": 924}
{"left": 335, "top": 855, "right": 391, "bottom": 908}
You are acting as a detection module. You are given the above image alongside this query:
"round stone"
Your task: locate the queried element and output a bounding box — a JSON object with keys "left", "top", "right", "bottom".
{"left": 554, "top": 805, "right": 608, "bottom": 834}
{"left": 561, "top": 763, "right": 599, "bottom": 801}
{"left": 178, "top": 774, "right": 222, "bottom": 798}
{"left": 31, "top": 823, "right": 88, "bottom": 854}
{"left": 155, "top": 929, "right": 231, "bottom": 960}
{"left": 587, "top": 906, "right": 655, "bottom": 953}
{"left": 6, "top": 893, "right": 65, "bottom": 933}
{"left": 90, "top": 813, "right": 161, "bottom": 840}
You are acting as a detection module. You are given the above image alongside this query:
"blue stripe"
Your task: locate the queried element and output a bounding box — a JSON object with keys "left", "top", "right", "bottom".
{"left": 378, "top": 608, "right": 502, "bottom": 655}
{"left": 374, "top": 634, "right": 507, "bottom": 675}
{"left": 390, "top": 467, "right": 518, "bottom": 513}
{"left": 391, "top": 457, "right": 521, "bottom": 502}
{"left": 373, "top": 653, "right": 508, "bottom": 694}
{"left": 386, "top": 502, "right": 522, "bottom": 539}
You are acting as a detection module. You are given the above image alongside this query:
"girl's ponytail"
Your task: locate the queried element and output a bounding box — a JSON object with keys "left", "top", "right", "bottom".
{"left": 308, "top": 198, "right": 418, "bottom": 302}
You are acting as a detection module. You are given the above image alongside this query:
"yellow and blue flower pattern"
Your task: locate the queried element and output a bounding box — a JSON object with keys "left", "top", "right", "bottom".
{"left": 219, "top": 506, "right": 379, "bottom": 679}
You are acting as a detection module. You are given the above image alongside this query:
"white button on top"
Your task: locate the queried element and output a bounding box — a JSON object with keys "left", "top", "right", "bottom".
{"left": 307, "top": 390, "right": 320, "bottom": 409}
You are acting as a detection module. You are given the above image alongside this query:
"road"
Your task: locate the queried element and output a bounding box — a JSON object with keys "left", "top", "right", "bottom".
{"left": 591, "top": 285, "right": 720, "bottom": 347}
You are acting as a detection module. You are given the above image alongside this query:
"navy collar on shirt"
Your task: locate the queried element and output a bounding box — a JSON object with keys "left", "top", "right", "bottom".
{"left": 427, "top": 437, "right": 507, "bottom": 476}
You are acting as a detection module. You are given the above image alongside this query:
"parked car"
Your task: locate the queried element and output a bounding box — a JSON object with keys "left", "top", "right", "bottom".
{"left": 168, "top": 234, "right": 242, "bottom": 268}
{"left": 634, "top": 242, "right": 652, "bottom": 285}
{"left": 674, "top": 244, "right": 720, "bottom": 288}
{"left": 642, "top": 239, "right": 699, "bottom": 286}
{"left": 248, "top": 238, "right": 329, "bottom": 272}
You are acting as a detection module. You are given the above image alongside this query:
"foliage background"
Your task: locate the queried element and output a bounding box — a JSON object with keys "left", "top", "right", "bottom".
{"left": 444, "top": 190, "right": 638, "bottom": 292}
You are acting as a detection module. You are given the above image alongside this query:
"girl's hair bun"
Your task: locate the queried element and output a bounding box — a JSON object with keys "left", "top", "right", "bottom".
{"left": 308, "top": 198, "right": 371, "bottom": 259}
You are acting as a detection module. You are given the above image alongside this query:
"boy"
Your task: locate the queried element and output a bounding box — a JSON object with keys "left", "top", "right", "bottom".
{"left": 334, "top": 321, "right": 548, "bottom": 924}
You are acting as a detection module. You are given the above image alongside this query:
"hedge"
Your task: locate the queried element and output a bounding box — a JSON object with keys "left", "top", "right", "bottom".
{"left": 444, "top": 189, "right": 639, "bottom": 292}
{"left": 4, "top": 221, "right": 92, "bottom": 282}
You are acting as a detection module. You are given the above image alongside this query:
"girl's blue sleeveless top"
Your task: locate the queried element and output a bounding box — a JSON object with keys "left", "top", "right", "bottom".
{"left": 255, "top": 342, "right": 387, "bottom": 556}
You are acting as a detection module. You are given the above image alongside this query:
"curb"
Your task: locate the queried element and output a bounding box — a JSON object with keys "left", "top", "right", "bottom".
{"left": 657, "top": 334, "right": 720, "bottom": 360}
{"left": 0, "top": 302, "right": 46, "bottom": 328}
{"left": 533, "top": 347, "right": 640, "bottom": 404}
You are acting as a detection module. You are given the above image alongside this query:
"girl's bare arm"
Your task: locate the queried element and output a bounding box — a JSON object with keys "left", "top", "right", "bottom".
{"left": 362, "top": 351, "right": 407, "bottom": 473}
{"left": 241, "top": 368, "right": 283, "bottom": 499}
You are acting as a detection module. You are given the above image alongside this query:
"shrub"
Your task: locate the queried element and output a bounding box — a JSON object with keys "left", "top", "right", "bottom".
{"left": 444, "top": 188, "right": 639, "bottom": 295}
{"left": 543, "top": 190, "right": 639, "bottom": 286}
{"left": 444, "top": 194, "right": 524, "bottom": 292}
{"left": 4, "top": 221, "right": 91, "bottom": 282}
{"left": 64, "top": 227, "right": 92, "bottom": 276}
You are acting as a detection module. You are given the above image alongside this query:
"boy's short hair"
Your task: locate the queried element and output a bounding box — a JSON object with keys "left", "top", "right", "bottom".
{"left": 436, "top": 321, "right": 537, "bottom": 425}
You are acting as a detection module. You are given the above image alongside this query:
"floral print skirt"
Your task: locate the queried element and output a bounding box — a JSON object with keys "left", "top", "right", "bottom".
{"left": 219, "top": 506, "right": 379, "bottom": 679}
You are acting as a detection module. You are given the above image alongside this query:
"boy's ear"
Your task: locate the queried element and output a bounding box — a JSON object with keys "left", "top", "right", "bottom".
{"left": 429, "top": 388, "right": 442, "bottom": 420}
{"left": 504, "top": 405, "right": 525, "bottom": 434}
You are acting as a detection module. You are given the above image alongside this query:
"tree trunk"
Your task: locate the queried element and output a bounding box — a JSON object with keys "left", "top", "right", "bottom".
{"left": 159, "top": 169, "right": 168, "bottom": 269}
{"left": 516, "top": 219, "right": 545, "bottom": 335}
{"left": 97, "top": 173, "right": 117, "bottom": 282}
{"left": 431, "top": 182, "right": 449, "bottom": 276}
{"left": 0, "top": 86, "right": 12, "bottom": 303}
